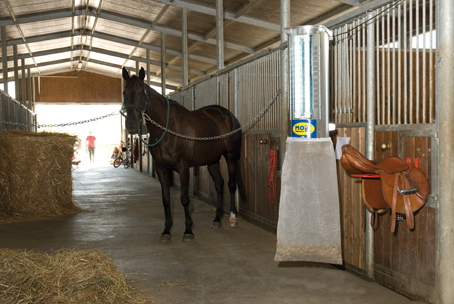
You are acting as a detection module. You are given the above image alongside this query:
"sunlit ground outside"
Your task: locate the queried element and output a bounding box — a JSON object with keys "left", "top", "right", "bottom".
{"left": 35, "top": 104, "right": 123, "bottom": 168}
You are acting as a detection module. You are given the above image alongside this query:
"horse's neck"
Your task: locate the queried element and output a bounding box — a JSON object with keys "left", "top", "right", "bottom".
{"left": 145, "top": 87, "right": 168, "bottom": 138}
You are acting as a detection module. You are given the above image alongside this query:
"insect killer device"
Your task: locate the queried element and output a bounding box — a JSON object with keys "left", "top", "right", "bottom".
{"left": 285, "top": 25, "right": 332, "bottom": 138}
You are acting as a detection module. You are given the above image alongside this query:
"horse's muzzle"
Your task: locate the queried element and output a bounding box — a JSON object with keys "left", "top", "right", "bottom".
{"left": 126, "top": 119, "right": 139, "bottom": 135}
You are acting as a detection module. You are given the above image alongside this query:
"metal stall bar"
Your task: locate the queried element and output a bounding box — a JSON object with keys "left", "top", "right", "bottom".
{"left": 409, "top": 0, "right": 413, "bottom": 124}
{"left": 365, "top": 10, "right": 376, "bottom": 280}
{"left": 398, "top": 1, "right": 402, "bottom": 125}
{"left": 429, "top": 0, "right": 434, "bottom": 123}
{"left": 415, "top": 0, "right": 420, "bottom": 124}
{"left": 437, "top": 0, "right": 454, "bottom": 302}
{"left": 387, "top": 4, "right": 391, "bottom": 125}
{"left": 280, "top": 0, "right": 289, "bottom": 167}
{"left": 403, "top": 0, "right": 407, "bottom": 124}
{"left": 362, "top": 17, "right": 367, "bottom": 123}
{"left": 353, "top": 21, "right": 357, "bottom": 123}
{"left": 422, "top": 0, "right": 426, "bottom": 123}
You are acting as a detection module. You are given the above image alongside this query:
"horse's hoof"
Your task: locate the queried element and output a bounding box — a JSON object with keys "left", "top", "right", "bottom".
{"left": 229, "top": 212, "right": 238, "bottom": 228}
{"left": 182, "top": 234, "right": 194, "bottom": 242}
{"left": 229, "top": 220, "right": 238, "bottom": 228}
{"left": 160, "top": 234, "right": 172, "bottom": 242}
{"left": 211, "top": 221, "right": 222, "bottom": 228}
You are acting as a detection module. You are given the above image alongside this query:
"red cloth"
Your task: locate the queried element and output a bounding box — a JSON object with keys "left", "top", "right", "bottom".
{"left": 86, "top": 135, "right": 96, "bottom": 148}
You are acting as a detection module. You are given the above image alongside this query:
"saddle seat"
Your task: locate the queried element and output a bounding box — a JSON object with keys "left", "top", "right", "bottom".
{"left": 340, "top": 144, "right": 429, "bottom": 232}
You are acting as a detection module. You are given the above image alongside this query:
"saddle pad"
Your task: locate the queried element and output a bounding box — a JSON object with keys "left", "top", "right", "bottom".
{"left": 275, "top": 138, "right": 342, "bottom": 265}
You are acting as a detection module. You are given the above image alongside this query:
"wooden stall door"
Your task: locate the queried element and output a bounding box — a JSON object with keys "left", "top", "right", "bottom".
{"left": 240, "top": 133, "right": 281, "bottom": 233}
{"left": 374, "top": 132, "right": 435, "bottom": 301}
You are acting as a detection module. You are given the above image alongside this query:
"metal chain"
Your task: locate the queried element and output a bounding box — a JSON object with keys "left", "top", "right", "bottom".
{"left": 37, "top": 111, "right": 120, "bottom": 128}
{"left": 142, "top": 89, "right": 281, "bottom": 141}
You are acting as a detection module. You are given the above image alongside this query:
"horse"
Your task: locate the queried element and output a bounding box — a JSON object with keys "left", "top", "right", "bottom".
{"left": 122, "top": 67, "right": 246, "bottom": 242}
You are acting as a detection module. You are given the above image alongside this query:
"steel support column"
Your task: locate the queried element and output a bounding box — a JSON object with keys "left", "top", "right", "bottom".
{"left": 437, "top": 0, "right": 454, "bottom": 302}
{"left": 365, "top": 10, "right": 376, "bottom": 280}
{"left": 280, "top": 0, "right": 290, "bottom": 170}
{"left": 1, "top": 27, "right": 8, "bottom": 95}
{"left": 21, "top": 58, "right": 26, "bottom": 106}
{"left": 13, "top": 45, "right": 19, "bottom": 99}
{"left": 161, "top": 33, "right": 166, "bottom": 94}
{"left": 216, "top": 0, "right": 224, "bottom": 70}
{"left": 182, "top": 8, "right": 188, "bottom": 86}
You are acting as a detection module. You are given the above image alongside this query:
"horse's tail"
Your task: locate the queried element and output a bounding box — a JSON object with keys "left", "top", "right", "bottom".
{"left": 236, "top": 164, "right": 247, "bottom": 203}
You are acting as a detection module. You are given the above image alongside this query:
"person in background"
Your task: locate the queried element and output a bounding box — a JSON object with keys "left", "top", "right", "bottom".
{"left": 85, "top": 131, "right": 97, "bottom": 163}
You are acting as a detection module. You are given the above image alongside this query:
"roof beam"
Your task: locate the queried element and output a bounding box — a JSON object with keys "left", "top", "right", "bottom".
{"left": 1, "top": 57, "right": 181, "bottom": 88}
{"left": 7, "top": 45, "right": 206, "bottom": 77}
{"left": 150, "top": 0, "right": 280, "bottom": 32}
{"left": 7, "top": 30, "right": 217, "bottom": 65}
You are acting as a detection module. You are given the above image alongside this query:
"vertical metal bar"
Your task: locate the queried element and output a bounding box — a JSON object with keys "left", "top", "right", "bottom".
{"left": 358, "top": 20, "right": 362, "bottom": 122}
{"left": 27, "top": 68, "right": 31, "bottom": 110}
{"left": 343, "top": 25, "right": 348, "bottom": 124}
{"left": 422, "top": 0, "right": 427, "bottom": 123}
{"left": 161, "top": 33, "right": 166, "bottom": 95}
{"left": 182, "top": 8, "right": 188, "bottom": 86}
{"left": 381, "top": 6, "right": 385, "bottom": 125}
{"left": 398, "top": 2, "right": 402, "bottom": 124}
{"left": 387, "top": 5, "right": 392, "bottom": 125}
{"left": 362, "top": 17, "right": 367, "bottom": 123}
{"left": 146, "top": 49, "right": 150, "bottom": 86}
{"left": 216, "top": 0, "right": 224, "bottom": 70}
{"left": 353, "top": 21, "right": 357, "bottom": 123}
{"left": 349, "top": 25, "right": 353, "bottom": 124}
{"left": 21, "top": 58, "right": 26, "bottom": 107}
{"left": 415, "top": 0, "right": 420, "bottom": 124}
{"left": 1, "top": 27, "right": 8, "bottom": 95}
{"left": 376, "top": 9, "right": 381, "bottom": 125}
{"left": 437, "top": 0, "right": 454, "bottom": 302}
{"left": 409, "top": 0, "right": 413, "bottom": 124}
{"left": 13, "top": 45, "right": 19, "bottom": 100}
{"left": 280, "top": 0, "right": 290, "bottom": 170}
{"left": 404, "top": 0, "right": 408, "bottom": 124}
{"left": 365, "top": 10, "right": 376, "bottom": 280}
{"left": 429, "top": 0, "right": 433, "bottom": 122}
{"left": 334, "top": 29, "right": 339, "bottom": 123}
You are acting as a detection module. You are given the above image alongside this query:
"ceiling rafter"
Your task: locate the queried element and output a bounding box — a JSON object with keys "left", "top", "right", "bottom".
{"left": 117, "top": 4, "right": 170, "bottom": 76}
{"left": 3, "top": 0, "right": 40, "bottom": 74}
{"left": 155, "top": 0, "right": 259, "bottom": 79}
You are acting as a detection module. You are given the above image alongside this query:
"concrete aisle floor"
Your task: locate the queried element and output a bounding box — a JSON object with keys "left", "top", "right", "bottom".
{"left": 0, "top": 164, "right": 427, "bottom": 304}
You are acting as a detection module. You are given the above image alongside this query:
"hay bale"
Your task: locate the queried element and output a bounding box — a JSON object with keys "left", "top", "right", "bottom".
{"left": 0, "top": 130, "right": 82, "bottom": 221}
{"left": 0, "top": 248, "right": 149, "bottom": 303}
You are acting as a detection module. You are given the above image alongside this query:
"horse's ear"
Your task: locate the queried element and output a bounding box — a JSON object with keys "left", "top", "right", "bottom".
{"left": 122, "top": 67, "right": 130, "bottom": 81}
{"left": 139, "top": 67, "right": 145, "bottom": 81}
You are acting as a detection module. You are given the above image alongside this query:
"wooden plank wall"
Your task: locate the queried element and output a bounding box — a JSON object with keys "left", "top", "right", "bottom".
{"left": 336, "top": 127, "right": 366, "bottom": 270}
{"left": 28, "top": 71, "right": 122, "bottom": 104}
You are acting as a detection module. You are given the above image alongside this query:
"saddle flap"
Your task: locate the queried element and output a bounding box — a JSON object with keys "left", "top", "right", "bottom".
{"left": 378, "top": 166, "right": 429, "bottom": 214}
{"left": 362, "top": 179, "right": 388, "bottom": 213}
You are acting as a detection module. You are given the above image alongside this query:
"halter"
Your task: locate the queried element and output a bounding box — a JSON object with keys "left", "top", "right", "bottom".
{"left": 120, "top": 88, "right": 170, "bottom": 147}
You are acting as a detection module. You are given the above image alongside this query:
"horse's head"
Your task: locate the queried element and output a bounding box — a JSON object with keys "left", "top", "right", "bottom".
{"left": 122, "top": 67, "right": 147, "bottom": 134}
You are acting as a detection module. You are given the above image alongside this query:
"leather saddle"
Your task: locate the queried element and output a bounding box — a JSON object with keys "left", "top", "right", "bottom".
{"left": 340, "top": 144, "right": 429, "bottom": 232}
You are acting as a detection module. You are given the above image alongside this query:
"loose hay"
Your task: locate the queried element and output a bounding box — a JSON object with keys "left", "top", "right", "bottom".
{"left": 0, "top": 248, "right": 149, "bottom": 304}
{"left": 0, "top": 130, "right": 84, "bottom": 222}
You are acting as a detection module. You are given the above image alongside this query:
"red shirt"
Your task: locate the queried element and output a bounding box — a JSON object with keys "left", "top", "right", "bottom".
{"left": 86, "top": 135, "right": 96, "bottom": 148}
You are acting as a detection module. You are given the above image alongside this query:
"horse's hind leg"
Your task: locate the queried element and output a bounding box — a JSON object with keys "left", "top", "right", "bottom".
{"left": 207, "top": 162, "right": 224, "bottom": 228}
{"left": 226, "top": 158, "right": 239, "bottom": 228}
{"left": 156, "top": 166, "right": 173, "bottom": 241}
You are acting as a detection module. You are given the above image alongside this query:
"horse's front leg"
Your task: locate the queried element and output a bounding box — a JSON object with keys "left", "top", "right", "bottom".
{"left": 179, "top": 166, "right": 194, "bottom": 241}
{"left": 156, "top": 166, "right": 173, "bottom": 242}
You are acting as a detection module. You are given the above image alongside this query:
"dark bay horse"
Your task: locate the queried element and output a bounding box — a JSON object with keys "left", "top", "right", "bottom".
{"left": 122, "top": 67, "right": 246, "bottom": 241}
